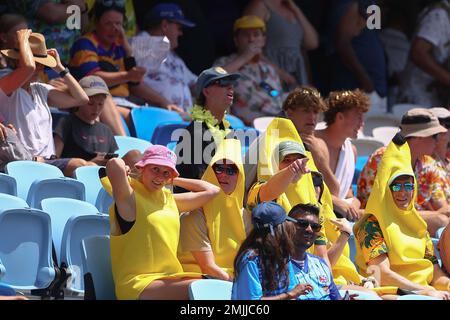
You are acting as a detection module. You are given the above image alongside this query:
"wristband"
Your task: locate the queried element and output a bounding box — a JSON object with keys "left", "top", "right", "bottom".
{"left": 59, "top": 68, "right": 70, "bottom": 78}
{"left": 340, "top": 230, "right": 351, "bottom": 238}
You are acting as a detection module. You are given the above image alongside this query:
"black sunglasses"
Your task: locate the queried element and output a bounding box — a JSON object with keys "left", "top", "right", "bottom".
{"left": 212, "top": 164, "right": 238, "bottom": 176}
{"left": 101, "top": 0, "right": 125, "bottom": 8}
{"left": 294, "top": 218, "right": 322, "bottom": 232}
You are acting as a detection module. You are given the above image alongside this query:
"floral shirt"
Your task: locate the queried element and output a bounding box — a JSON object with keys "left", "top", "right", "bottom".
{"left": 357, "top": 147, "right": 448, "bottom": 210}
{"left": 143, "top": 51, "right": 197, "bottom": 112}
{"left": 213, "top": 54, "right": 284, "bottom": 124}
{"left": 355, "top": 215, "right": 438, "bottom": 264}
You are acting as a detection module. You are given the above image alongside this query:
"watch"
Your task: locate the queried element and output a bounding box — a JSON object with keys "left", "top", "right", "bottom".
{"left": 59, "top": 68, "right": 70, "bottom": 78}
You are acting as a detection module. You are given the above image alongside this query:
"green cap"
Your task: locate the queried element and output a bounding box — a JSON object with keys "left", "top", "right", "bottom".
{"left": 276, "top": 141, "right": 306, "bottom": 163}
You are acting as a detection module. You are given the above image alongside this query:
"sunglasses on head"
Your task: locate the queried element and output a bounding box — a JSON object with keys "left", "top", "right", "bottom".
{"left": 212, "top": 164, "right": 238, "bottom": 176}
{"left": 294, "top": 218, "right": 322, "bottom": 232}
{"left": 389, "top": 182, "right": 414, "bottom": 192}
{"left": 101, "top": 0, "right": 125, "bottom": 8}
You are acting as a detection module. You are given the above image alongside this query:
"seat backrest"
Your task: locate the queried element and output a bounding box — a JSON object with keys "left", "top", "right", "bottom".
{"left": 131, "top": 107, "right": 182, "bottom": 142}
{"left": 5, "top": 161, "right": 63, "bottom": 200}
{"left": 0, "top": 282, "right": 16, "bottom": 296}
{"left": 363, "top": 115, "right": 400, "bottom": 136}
{"left": 81, "top": 235, "right": 115, "bottom": 300}
{"left": 253, "top": 116, "right": 275, "bottom": 132}
{"left": 351, "top": 138, "right": 384, "bottom": 157}
{"left": 114, "top": 136, "right": 151, "bottom": 158}
{"left": 41, "top": 198, "right": 99, "bottom": 264}
{"left": 151, "top": 121, "right": 190, "bottom": 145}
{"left": 372, "top": 126, "right": 400, "bottom": 146}
{"left": 0, "top": 193, "right": 28, "bottom": 213}
{"left": 61, "top": 214, "right": 110, "bottom": 293}
{"left": 188, "top": 279, "right": 233, "bottom": 300}
{"left": 27, "top": 178, "right": 86, "bottom": 209}
{"left": 95, "top": 188, "right": 113, "bottom": 214}
{"left": 0, "top": 208, "right": 55, "bottom": 289}
{"left": 0, "top": 173, "right": 17, "bottom": 196}
{"left": 74, "top": 166, "right": 103, "bottom": 206}
{"left": 225, "top": 114, "right": 245, "bottom": 129}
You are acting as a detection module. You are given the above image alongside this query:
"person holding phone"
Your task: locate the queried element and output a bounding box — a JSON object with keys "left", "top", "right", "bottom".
{"left": 54, "top": 75, "right": 141, "bottom": 168}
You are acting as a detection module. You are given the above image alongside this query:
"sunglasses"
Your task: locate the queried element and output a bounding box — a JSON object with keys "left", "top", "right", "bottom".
{"left": 294, "top": 218, "right": 322, "bottom": 232}
{"left": 209, "top": 78, "right": 236, "bottom": 87}
{"left": 212, "top": 164, "right": 239, "bottom": 176}
{"left": 389, "top": 182, "right": 414, "bottom": 192}
{"left": 101, "top": 0, "right": 125, "bottom": 8}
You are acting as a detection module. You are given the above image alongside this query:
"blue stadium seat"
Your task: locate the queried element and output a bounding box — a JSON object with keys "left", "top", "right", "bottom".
{"left": 41, "top": 198, "right": 99, "bottom": 264}
{"left": 0, "top": 193, "right": 28, "bottom": 213}
{"left": 188, "top": 279, "right": 233, "bottom": 300}
{"left": 131, "top": 107, "right": 182, "bottom": 142}
{"left": 5, "top": 161, "right": 63, "bottom": 200}
{"left": 27, "top": 178, "right": 86, "bottom": 209}
{"left": 0, "top": 282, "right": 16, "bottom": 296}
{"left": 120, "top": 114, "right": 131, "bottom": 136}
{"left": 231, "top": 127, "right": 260, "bottom": 153}
{"left": 74, "top": 166, "right": 104, "bottom": 206}
{"left": 225, "top": 114, "right": 245, "bottom": 129}
{"left": 339, "top": 289, "right": 382, "bottom": 300}
{"left": 0, "top": 208, "right": 56, "bottom": 290}
{"left": 60, "top": 214, "right": 110, "bottom": 294}
{"left": 151, "top": 121, "right": 190, "bottom": 146}
{"left": 81, "top": 235, "right": 116, "bottom": 300}
{"left": 0, "top": 173, "right": 17, "bottom": 196}
{"left": 114, "top": 136, "right": 151, "bottom": 158}
{"left": 95, "top": 188, "right": 113, "bottom": 214}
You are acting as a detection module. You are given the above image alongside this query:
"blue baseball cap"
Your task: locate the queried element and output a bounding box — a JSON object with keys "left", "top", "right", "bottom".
{"left": 252, "top": 201, "right": 297, "bottom": 231}
{"left": 147, "top": 3, "right": 195, "bottom": 28}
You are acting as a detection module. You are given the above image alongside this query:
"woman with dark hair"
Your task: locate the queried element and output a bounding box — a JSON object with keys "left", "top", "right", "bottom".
{"left": 232, "top": 201, "right": 313, "bottom": 300}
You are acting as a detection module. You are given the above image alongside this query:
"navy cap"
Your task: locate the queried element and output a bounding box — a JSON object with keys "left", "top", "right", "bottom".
{"left": 147, "top": 3, "right": 195, "bottom": 28}
{"left": 252, "top": 201, "right": 297, "bottom": 231}
{"left": 195, "top": 66, "right": 240, "bottom": 97}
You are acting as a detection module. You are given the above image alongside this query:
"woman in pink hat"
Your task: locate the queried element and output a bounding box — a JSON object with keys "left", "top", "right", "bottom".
{"left": 101, "top": 144, "right": 220, "bottom": 300}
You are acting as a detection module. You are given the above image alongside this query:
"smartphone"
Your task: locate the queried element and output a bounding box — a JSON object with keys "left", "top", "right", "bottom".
{"left": 104, "top": 153, "right": 119, "bottom": 160}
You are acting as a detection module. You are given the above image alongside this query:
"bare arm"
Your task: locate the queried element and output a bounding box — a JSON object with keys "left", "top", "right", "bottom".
{"left": 0, "top": 29, "right": 35, "bottom": 96}
{"left": 326, "top": 218, "right": 353, "bottom": 266}
{"left": 191, "top": 250, "right": 231, "bottom": 281}
{"left": 285, "top": 0, "right": 319, "bottom": 50}
{"left": 258, "top": 158, "right": 310, "bottom": 202}
{"left": 47, "top": 49, "right": 89, "bottom": 108}
{"left": 314, "top": 244, "right": 332, "bottom": 270}
{"left": 106, "top": 158, "right": 135, "bottom": 221}
{"left": 129, "top": 81, "right": 185, "bottom": 113}
{"left": 172, "top": 178, "right": 220, "bottom": 213}
{"left": 410, "top": 38, "right": 450, "bottom": 87}
{"left": 334, "top": 2, "right": 374, "bottom": 92}
{"left": 93, "top": 70, "right": 130, "bottom": 87}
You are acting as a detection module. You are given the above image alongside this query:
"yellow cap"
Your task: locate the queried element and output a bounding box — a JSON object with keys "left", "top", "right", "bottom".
{"left": 233, "top": 15, "right": 266, "bottom": 32}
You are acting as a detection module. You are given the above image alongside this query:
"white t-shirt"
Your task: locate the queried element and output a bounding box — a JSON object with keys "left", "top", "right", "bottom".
{"left": 399, "top": 1, "right": 450, "bottom": 106}
{"left": 0, "top": 83, "right": 55, "bottom": 157}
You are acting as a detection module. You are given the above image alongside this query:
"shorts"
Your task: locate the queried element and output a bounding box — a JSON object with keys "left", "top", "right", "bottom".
{"left": 112, "top": 97, "right": 141, "bottom": 109}
{"left": 44, "top": 158, "right": 71, "bottom": 172}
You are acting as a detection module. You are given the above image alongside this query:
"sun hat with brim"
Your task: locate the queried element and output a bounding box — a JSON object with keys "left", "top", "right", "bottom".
{"left": 134, "top": 145, "right": 179, "bottom": 178}
{"left": 399, "top": 108, "right": 447, "bottom": 138}
{"left": 233, "top": 15, "right": 266, "bottom": 32}
{"left": 252, "top": 201, "right": 297, "bottom": 232}
{"left": 79, "top": 75, "right": 110, "bottom": 97}
{"left": 1, "top": 32, "right": 56, "bottom": 68}
{"left": 195, "top": 66, "right": 241, "bottom": 98}
{"left": 429, "top": 107, "right": 450, "bottom": 127}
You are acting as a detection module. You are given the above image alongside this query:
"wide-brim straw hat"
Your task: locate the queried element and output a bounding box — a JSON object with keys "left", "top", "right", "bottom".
{"left": 0, "top": 32, "right": 56, "bottom": 68}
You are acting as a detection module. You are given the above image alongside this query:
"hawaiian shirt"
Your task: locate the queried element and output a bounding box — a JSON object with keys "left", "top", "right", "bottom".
{"left": 355, "top": 215, "right": 438, "bottom": 264}
{"left": 357, "top": 147, "right": 448, "bottom": 210}
{"left": 213, "top": 54, "right": 284, "bottom": 125}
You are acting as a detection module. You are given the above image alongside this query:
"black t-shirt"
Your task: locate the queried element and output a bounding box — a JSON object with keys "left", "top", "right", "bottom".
{"left": 54, "top": 114, "right": 118, "bottom": 160}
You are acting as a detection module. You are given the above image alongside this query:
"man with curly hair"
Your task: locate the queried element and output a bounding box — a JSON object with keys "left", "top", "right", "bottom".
{"left": 315, "top": 89, "right": 369, "bottom": 221}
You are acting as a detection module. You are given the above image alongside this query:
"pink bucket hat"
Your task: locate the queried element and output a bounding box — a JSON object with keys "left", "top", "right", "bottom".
{"left": 135, "top": 145, "right": 179, "bottom": 178}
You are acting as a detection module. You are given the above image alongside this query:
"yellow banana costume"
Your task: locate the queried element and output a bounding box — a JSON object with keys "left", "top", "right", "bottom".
{"left": 101, "top": 177, "right": 201, "bottom": 300}
{"left": 179, "top": 139, "right": 247, "bottom": 276}
{"left": 306, "top": 154, "right": 362, "bottom": 286}
{"left": 353, "top": 139, "right": 435, "bottom": 288}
